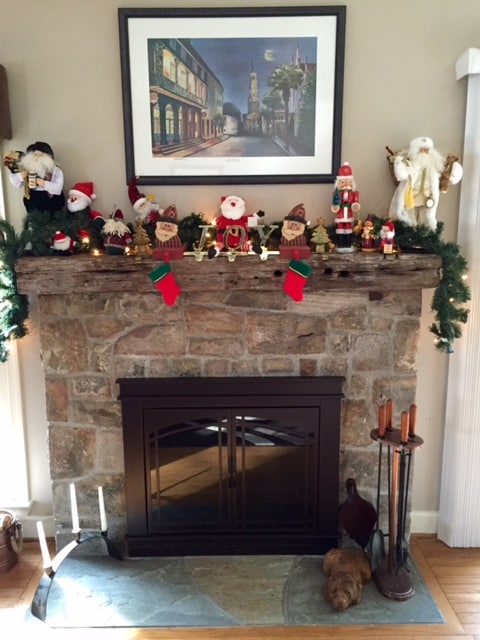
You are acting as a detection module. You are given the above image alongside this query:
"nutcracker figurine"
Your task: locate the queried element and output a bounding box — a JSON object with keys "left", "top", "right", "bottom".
{"left": 331, "top": 162, "right": 361, "bottom": 253}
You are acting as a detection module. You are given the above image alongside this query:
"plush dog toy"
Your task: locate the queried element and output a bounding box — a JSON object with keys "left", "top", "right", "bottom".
{"left": 322, "top": 547, "right": 372, "bottom": 611}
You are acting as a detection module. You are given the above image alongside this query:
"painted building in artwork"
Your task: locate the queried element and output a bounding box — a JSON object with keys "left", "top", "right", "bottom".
{"left": 148, "top": 38, "right": 224, "bottom": 151}
{"left": 244, "top": 60, "right": 261, "bottom": 134}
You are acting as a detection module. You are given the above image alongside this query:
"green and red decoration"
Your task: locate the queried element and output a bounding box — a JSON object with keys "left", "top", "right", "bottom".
{"left": 148, "top": 260, "right": 181, "bottom": 306}
{"left": 283, "top": 253, "right": 312, "bottom": 302}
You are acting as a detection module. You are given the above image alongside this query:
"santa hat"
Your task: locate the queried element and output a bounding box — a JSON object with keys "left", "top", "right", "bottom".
{"left": 69, "top": 182, "right": 96, "bottom": 205}
{"left": 26, "top": 141, "right": 54, "bottom": 158}
{"left": 128, "top": 177, "right": 148, "bottom": 212}
{"left": 157, "top": 204, "right": 178, "bottom": 224}
{"left": 53, "top": 230, "right": 67, "bottom": 244}
{"left": 337, "top": 162, "right": 353, "bottom": 179}
{"left": 383, "top": 220, "right": 395, "bottom": 232}
{"left": 285, "top": 203, "right": 306, "bottom": 223}
{"left": 409, "top": 137, "right": 433, "bottom": 155}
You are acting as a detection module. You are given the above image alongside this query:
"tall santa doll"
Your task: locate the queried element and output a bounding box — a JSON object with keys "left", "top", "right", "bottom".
{"left": 388, "top": 136, "right": 463, "bottom": 231}
{"left": 7, "top": 141, "right": 65, "bottom": 213}
{"left": 331, "top": 162, "right": 361, "bottom": 253}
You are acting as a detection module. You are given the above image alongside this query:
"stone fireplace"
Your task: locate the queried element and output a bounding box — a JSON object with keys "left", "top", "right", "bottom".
{"left": 15, "top": 251, "right": 440, "bottom": 552}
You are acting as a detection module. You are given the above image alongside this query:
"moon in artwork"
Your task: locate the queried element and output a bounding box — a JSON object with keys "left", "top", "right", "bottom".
{"left": 264, "top": 49, "right": 274, "bottom": 62}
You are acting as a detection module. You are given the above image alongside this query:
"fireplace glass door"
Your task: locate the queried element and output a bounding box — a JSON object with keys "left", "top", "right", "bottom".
{"left": 146, "top": 407, "right": 317, "bottom": 535}
{"left": 119, "top": 376, "right": 343, "bottom": 555}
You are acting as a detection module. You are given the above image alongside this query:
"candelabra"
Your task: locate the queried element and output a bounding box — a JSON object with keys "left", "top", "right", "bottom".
{"left": 31, "top": 484, "right": 123, "bottom": 623}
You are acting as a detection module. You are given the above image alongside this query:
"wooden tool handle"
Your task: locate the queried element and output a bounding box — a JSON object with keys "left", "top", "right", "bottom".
{"left": 400, "top": 411, "right": 409, "bottom": 445}
{"left": 386, "top": 399, "right": 393, "bottom": 431}
{"left": 409, "top": 404, "right": 417, "bottom": 438}
{"left": 378, "top": 405, "right": 386, "bottom": 438}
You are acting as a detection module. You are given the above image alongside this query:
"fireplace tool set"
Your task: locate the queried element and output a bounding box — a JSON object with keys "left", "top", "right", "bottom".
{"left": 31, "top": 484, "right": 123, "bottom": 623}
{"left": 369, "top": 399, "right": 424, "bottom": 600}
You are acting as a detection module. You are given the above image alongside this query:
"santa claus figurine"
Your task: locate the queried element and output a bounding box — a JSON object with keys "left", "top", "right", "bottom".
{"left": 331, "top": 162, "right": 361, "bottom": 253}
{"left": 380, "top": 220, "right": 396, "bottom": 254}
{"left": 7, "top": 141, "right": 65, "bottom": 213}
{"left": 128, "top": 177, "right": 161, "bottom": 223}
{"left": 67, "top": 181, "right": 105, "bottom": 250}
{"left": 67, "top": 181, "right": 96, "bottom": 213}
{"left": 388, "top": 136, "right": 463, "bottom": 231}
{"left": 51, "top": 230, "right": 75, "bottom": 255}
{"left": 208, "top": 195, "right": 264, "bottom": 258}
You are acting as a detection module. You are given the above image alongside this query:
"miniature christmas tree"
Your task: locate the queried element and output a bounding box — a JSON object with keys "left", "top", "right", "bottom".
{"left": 133, "top": 219, "right": 152, "bottom": 255}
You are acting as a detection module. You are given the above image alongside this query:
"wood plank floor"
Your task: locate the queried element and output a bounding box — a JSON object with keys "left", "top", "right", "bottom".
{"left": 1, "top": 535, "right": 480, "bottom": 639}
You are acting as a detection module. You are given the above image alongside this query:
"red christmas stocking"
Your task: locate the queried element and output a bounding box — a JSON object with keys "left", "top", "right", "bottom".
{"left": 283, "top": 258, "right": 312, "bottom": 302}
{"left": 148, "top": 262, "right": 181, "bottom": 306}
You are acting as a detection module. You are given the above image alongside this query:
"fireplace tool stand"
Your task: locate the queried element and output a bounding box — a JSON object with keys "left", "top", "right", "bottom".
{"left": 370, "top": 401, "right": 423, "bottom": 601}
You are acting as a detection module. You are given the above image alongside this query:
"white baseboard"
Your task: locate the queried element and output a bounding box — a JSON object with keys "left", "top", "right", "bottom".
{"left": 20, "top": 513, "right": 55, "bottom": 538}
{"left": 410, "top": 510, "right": 438, "bottom": 534}
{"left": 9, "top": 501, "right": 55, "bottom": 539}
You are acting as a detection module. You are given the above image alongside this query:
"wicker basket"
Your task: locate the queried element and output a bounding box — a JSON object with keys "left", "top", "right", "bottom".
{"left": 0, "top": 509, "right": 22, "bottom": 573}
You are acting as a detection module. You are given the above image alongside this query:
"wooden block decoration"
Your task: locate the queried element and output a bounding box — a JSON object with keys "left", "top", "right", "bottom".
{"left": 0, "top": 65, "right": 12, "bottom": 140}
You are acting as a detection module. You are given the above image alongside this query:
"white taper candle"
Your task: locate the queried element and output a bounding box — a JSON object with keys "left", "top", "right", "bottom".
{"left": 98, "top": 486, "right": 107, "bottom": 532}
{"left": 36, "top": 520, "right": 51, "bottom": 569}
{"left": 70, "top": 482, "right": 80, "bottom": 533}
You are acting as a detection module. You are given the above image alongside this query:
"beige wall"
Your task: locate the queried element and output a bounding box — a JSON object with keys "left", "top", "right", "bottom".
{"left": 1, "top": 0, "right": 478, "bottom": 527}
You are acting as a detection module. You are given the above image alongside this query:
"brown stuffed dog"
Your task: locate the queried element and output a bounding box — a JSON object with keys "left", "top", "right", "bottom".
{"left": 323, "top": 547, "right": 372, "bottom": 611}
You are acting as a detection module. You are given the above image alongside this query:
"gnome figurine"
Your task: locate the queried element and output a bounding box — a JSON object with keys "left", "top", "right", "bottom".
{"left": 279, "top": 203, "right": 311, "bottom": 259}
{"left": 152, "top": 204, "right": 185, "bottom": 260}
{"left": 101, "top": 209, "right": 133, "bottom": 255}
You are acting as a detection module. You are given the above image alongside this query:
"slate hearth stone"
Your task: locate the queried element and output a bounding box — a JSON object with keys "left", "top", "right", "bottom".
{"left": 285, "top": 556, "right": 444, "bottom": 625}
{"left": 37, "top": 551, "right": 444, "bottom": 628}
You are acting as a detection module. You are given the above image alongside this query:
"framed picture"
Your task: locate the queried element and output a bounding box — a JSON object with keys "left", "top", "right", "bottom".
{"left": 118, "top": 6, "right": 346, "bottom": 186}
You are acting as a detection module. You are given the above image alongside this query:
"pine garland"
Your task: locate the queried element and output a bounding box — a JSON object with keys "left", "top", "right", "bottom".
{"left": 0, "top": 220, "right": 29, "bottom": 362}
{"left": 368, "top": 216, "right": 470, "bottom": 353}
{"left": 0, "top": 210, "right": 470, "bottom": 360}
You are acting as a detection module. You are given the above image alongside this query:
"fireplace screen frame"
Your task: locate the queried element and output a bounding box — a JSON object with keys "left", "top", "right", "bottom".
{"left": 118, "top": 376, "right": 344, "bottom": 556}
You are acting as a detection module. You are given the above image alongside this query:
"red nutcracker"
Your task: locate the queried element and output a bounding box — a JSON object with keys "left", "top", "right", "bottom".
{"left": 331, "top": 162, "right": 361, "bottom": 253}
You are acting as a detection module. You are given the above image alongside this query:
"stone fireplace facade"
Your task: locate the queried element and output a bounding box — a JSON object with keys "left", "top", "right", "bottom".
{"left": 16, "top": 252, "right": 440, "bottom": 551}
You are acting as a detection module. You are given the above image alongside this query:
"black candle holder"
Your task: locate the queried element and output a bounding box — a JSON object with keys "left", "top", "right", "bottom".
{"left": 31, "top": 530, "right": 123, "bottom": 623}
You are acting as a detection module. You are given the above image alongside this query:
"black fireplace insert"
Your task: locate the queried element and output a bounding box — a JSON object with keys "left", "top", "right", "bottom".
{"left": 118, "top": 377, "right": 344, "bottom": 556}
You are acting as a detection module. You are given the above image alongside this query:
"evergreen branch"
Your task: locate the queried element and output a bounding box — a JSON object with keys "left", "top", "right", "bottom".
{"left": 0, "top": 219, "right": 29, "bottom": 362}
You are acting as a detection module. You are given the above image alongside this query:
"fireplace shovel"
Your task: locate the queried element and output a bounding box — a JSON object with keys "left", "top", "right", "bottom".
{"left": 367, "top": 443, "right": 387, "bottom": 573}
{"left": 339, "top": 478, "right": 377, "bottom": 550}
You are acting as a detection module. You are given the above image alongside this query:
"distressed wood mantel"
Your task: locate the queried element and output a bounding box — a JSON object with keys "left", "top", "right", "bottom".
{"left": 16, "top": 252, "right": 441, "bottom": 295}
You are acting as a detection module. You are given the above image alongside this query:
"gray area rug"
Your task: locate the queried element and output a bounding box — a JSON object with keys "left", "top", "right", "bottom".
{"left": 34, "top": 552, "right": 444, "bottom": 628}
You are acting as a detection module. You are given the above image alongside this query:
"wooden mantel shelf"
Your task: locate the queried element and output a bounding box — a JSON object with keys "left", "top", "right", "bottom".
{"left": 15, "top": 251, "right": 442, "bottom": 295}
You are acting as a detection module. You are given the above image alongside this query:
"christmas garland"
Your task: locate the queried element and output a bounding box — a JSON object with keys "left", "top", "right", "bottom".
{"left": 0, "top": 220, "right": 29, "bottom": 362}
{"left": 0, "top": 212, "right": 470, "bottom": 361}
{"left": 358, "top": 216, "right": 470, "bottom": 353}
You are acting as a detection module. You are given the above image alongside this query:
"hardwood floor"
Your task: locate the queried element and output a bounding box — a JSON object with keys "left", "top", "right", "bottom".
{"left": 1, "top": 535, "right": 480, "bottom": 639}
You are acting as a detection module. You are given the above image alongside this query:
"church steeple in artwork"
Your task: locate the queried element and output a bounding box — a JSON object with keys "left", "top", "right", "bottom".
{"left": 248, "top": 59, "right": 260, "bottom": 115}
{"left": 246, "top": 59, "right": 260, "bottom": 133}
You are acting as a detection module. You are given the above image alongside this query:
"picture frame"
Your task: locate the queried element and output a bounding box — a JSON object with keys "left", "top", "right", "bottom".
{"left": 118, "top": 6, "right": 346, "bottom": 186}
